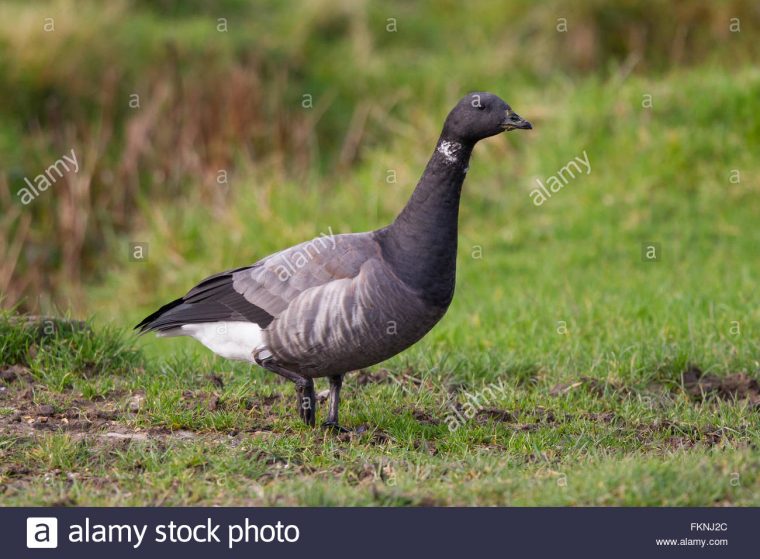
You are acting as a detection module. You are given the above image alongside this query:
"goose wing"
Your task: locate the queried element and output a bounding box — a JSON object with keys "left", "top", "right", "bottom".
{"left": 135, "top": 232, "right": 380, "bottom": 333}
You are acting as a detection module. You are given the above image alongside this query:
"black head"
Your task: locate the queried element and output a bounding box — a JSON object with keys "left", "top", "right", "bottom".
{"left": 441, "top": 92, "right": 532, "bottom": 144}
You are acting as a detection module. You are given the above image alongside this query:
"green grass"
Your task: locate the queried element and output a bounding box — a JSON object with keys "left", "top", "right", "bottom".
{"left": 2, "top": 328, "right": 759, "bottom": 506}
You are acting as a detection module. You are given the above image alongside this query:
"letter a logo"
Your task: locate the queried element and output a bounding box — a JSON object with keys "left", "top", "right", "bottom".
{"left": 27, "top": 517, "right": 58, "bottom": 548}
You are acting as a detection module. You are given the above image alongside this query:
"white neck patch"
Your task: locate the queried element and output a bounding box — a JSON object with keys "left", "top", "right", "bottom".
{"left": 437, "top": 140, "right": 462, "bottom": 164}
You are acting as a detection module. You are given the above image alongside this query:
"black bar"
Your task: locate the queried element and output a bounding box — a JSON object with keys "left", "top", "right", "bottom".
{"left": 3, "top": 507, "right": 755, "bottom": 558}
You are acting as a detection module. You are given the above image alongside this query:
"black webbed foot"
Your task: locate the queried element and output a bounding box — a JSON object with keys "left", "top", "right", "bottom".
{"left": 321, "top": 420, "right": 350, "bottom": 433}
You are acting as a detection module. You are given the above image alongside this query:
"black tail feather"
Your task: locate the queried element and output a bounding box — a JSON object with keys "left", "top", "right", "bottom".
{"left": 134, "top": 268, "right": 273, "bottom": 334}
{"left": 134, "top": 297, "right": 185, "bottom": 333}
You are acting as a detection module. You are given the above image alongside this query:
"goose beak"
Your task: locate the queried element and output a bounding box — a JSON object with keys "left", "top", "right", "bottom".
{"left": 502, "top": 110, "right": 532, "bottom": 131}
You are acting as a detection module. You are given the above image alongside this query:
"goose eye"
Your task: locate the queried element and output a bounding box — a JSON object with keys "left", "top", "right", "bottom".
{"left": 476, "top": 104, "right": 486, "bottom": 111}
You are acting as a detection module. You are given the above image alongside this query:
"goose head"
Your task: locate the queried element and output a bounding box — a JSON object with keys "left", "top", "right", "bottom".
{"left": 442, "top": 92, "right": 532, "bottom": 143}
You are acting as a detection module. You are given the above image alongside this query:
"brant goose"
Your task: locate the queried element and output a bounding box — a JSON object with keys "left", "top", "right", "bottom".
{"left": 136, "top": 92, "right": 531, "bottom": 429}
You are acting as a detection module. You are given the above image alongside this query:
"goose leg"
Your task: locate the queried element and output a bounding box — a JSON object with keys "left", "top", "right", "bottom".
{"left": 254, "top": 350, "right": 316, "bottom": 426}
{"left": 296, "top": 377, "right": 316, "bottom": 426}
{"left": 322, "top": 374, "right": 349, "bottom": 432}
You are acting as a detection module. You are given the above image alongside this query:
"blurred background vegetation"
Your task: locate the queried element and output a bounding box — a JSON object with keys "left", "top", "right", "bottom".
{"left": 1, "top": 0, "right": 759, "bottom": 333}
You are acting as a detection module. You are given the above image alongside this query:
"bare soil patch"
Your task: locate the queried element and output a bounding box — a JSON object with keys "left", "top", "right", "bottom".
{"left": 681, "top": 365, "right": 760, "bottom": 407}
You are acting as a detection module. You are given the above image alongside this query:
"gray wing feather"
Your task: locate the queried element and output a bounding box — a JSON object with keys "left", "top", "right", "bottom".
{"left": 136, "top": 233, "right": 378, "bottom": 334}
{"left": 230, "top": 232, "right": 379, "bottom": 316}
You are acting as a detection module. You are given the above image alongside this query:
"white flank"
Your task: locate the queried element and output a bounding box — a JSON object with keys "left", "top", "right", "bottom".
{"left": 159, "top": 321, "right": 263, "bottom": 363}
{"left": 437, "top": 140, "right": 461, "bottom": 163}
